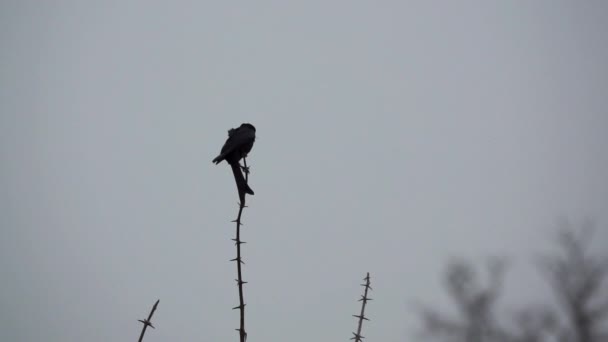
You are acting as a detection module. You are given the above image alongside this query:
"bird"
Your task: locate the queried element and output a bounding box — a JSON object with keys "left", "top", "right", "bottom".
{"left": 213, "top": 123, "right": 256, "bottom": 203}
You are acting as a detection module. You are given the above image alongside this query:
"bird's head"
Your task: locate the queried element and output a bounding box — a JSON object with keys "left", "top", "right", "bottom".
{"left": 240, "top": 123, "right": 256, "bottom": 132}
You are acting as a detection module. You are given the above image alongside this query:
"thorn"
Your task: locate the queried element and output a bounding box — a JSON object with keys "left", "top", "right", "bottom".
{"left": 232, "top": 304, "right": 246, "bottom": 310}
{"left": 230, "top": 257, "right": 245, "bottom": 264}
{"left": 138, "top": 319, "right": 155, "bottom": 328}
{"left": 236, "top": 329, "right": 248, "bottom": 342}
{"left": 351, "top": 332, "right": 364, "bottom": 340}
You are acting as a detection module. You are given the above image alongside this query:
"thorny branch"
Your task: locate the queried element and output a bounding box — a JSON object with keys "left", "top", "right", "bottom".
{"left": 352, "top": 272, "right": 373, "bottom": 342}
{"left": 231, "top": 157, "right": 250, "bottom": 342}
{"left": 137, "top": 299, "right": 159, "bottom": 342}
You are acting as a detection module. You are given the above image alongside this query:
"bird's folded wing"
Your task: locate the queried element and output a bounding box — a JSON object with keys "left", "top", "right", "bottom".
{"left": 220, "top": 128, "right": 255, "bottom": 155}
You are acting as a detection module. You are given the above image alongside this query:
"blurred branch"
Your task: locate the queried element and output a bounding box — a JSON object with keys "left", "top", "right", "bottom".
{"left": 538, "top": 225, "right": 608, "bottom": 342}
{"left": 351, "top": 272, "right": 373, "bottom": 342}
{"left": 416, "top": 258, "right": 509, "bottom": 342}
{"left": 137, "top": 299, "right": 159, "bottom": 342}
{"left": 511, "top": 305, "right": 559, "bottom": 342}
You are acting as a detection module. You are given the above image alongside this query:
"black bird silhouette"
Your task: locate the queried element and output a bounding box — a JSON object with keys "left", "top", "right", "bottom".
{"left": 213, "top": 123, "right": 256, "bottom": 203}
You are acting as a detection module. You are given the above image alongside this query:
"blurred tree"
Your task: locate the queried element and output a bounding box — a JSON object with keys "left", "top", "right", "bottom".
{"left": 417, "top": 257, "right": 510, "bottom": 342}
{"left": 538, "top": 223, "right": 608, "bottom": 342}
{"left": 416, "top": 223, "right": 607, "bottom": 342}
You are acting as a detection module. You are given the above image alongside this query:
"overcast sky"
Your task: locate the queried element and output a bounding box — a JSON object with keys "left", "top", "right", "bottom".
{"left": 1, "top": 1, "right": 607, "bottom": 341}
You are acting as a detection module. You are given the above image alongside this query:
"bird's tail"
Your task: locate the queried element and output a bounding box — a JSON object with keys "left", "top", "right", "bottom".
{"left": 230, "top": 162, "right": 254, "bottom": 203}
{"left": 212, "top": 154, "right": 224, "bottom": 164}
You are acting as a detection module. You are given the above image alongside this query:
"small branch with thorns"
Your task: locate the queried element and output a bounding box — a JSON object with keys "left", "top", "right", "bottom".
{"left": 230, "top": 157, "right": 251, "bottom": 342}
{"left": 351, "top": 273, "right": 372, "bottom": 342}
{"left": 137, "top": 299, "right": 159, "bottom": 342}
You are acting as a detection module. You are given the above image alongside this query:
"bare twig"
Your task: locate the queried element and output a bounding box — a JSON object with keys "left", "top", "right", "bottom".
{"left": 230, "top": 157, "right": 250, "bottom": 342}
{"left": 137, "top": 299, "right": 159, "bottom": 342}
{"left": 351, "top": 272, "right": 373, "bottom": 342}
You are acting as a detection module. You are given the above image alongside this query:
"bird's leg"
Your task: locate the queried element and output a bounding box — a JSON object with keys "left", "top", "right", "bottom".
{"left": 240, "top": 163, "right": 250, "bottom": 175}
{"left": 240, "top": 154, "right": 250, "bottom": 175}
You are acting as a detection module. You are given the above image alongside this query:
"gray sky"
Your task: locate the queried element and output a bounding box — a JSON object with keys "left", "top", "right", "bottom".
{"left": 1, "top": 1, "right": 607, "bottom": 341}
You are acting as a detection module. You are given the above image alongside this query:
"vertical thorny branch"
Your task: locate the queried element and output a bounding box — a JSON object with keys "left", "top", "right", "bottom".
{"left": 231, "top": 157, "right": 250, "bottom": 342}
{"left": 352, "top": 273, "right": 373, "bottom": 342}
{"left": 137, "top": 299, "right": 159, "bottom": 342}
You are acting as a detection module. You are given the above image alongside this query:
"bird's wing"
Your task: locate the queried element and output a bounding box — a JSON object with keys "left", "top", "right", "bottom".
{"left": 220, "top": 127, "right": 255, "bottom": 155}
{"left": 216, "top": 128, "right": 255, "bottom": 159}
